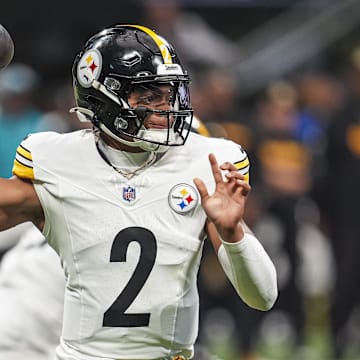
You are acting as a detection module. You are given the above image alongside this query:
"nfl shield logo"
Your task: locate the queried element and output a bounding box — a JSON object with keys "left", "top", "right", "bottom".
{"left": 123, "top": 186, "right": 136, "bottom": 202}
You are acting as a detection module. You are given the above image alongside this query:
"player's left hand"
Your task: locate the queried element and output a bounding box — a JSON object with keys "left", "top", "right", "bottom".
{"left": 194, "top": 153, "right": 251, "bottom": 242}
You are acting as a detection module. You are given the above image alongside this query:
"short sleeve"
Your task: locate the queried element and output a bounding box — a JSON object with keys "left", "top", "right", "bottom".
{"left": 233, "top": 145, "right": 250, "bottom": 183}
{"left": 12, "top": 136, "right": 35, "bottom": 180}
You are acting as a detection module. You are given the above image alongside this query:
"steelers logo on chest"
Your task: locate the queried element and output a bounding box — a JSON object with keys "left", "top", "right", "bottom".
{"left": 168, "top": 183, "right": 199, "bottom": 214}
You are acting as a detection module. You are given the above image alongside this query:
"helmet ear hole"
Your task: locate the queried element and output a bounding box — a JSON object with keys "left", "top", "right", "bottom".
{"left": 114, "top": 117, "right": 129, "bottom": 131}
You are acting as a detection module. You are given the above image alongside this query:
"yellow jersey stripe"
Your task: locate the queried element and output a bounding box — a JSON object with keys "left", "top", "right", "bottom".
{"left": 234, "top": 157, "right": 249, "bottom": 171}
{"left": 243, "top": 172, "right": 250, "bottom": 184}
{"left": 234, "top": 157, "right": 250, "bottom": 184}
{"left": 125, "top": 25, "right": 173, "bottom": 64}
{"left": 12, "top": 159, "right": 34, "bottom": 180}
{"left": 16, "top": 144, "right": 32, "bottom": 161}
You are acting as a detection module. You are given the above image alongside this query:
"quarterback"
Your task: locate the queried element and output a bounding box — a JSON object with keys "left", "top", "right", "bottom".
{"left": 0, "top": 25, "right": 277, "bottom": 360}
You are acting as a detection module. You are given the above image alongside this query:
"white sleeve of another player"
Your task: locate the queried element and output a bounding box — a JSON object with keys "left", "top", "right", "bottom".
{"left": 0, "top": 222, "right": 34, "bottom": 251}
{"left": 217, "top": 233, "right": 278, "bottom": 311}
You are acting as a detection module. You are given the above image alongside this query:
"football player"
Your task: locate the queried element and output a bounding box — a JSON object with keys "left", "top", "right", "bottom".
{"left": 0, "top": 25, "right": 277, "bottom": 360}
{"left": 0, "top": 224, "right": 64, "bottom": 360}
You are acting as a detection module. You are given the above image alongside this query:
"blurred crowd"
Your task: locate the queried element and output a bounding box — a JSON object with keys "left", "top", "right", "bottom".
{"left": 1, "top": 1, "right": 360, "bottom": 360}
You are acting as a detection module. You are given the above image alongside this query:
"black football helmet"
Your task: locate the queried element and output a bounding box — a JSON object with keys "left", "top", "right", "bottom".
{"left": 71, "top": 24, "right": 193, "bottom": 152}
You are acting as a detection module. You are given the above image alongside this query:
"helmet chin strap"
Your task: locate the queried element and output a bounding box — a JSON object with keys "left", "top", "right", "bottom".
{"left": 99, "top": 123, "right": 169, "bottom": 153}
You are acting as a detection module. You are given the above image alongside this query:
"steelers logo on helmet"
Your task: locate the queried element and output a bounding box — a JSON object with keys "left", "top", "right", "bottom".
{"left": 168, "top": 183, "right": 198, "bottom": 214}
{"left": 77, "top": 49, "right": 102, "bottom": 88}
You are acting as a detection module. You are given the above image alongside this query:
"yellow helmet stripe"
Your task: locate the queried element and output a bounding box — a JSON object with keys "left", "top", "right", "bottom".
{"left": 125, "top": 25, "right": 173, "bottom": 64}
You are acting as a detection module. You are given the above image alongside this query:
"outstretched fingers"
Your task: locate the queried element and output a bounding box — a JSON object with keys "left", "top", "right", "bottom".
{"left": 208, "top": 153, "right": 223, "bottom": 184}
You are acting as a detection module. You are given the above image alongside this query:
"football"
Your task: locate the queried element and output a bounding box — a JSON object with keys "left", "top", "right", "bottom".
{"left": 0, "top": 24, "right": 14, "bottom": 70}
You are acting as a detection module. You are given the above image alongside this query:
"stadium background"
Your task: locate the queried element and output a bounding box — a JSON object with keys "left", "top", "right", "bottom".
{"left": 2, "top": 0, "right": 360, "bottom": 359}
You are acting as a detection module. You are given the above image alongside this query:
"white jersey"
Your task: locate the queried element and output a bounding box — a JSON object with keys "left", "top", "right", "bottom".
{"left": 0, "top": 225, "right": 64, "bottom": 359}
{"left": 13, "top": 130, "right": 249, "bottom": 360}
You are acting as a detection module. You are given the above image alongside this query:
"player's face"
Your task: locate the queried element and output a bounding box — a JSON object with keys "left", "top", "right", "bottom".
{"left": 127, "top": 84, "right": 175, "bottom": 129}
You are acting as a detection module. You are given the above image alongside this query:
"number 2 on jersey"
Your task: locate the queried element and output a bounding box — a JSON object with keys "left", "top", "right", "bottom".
{"left": 102, "top": 227, "right": 157, "bottom": 327}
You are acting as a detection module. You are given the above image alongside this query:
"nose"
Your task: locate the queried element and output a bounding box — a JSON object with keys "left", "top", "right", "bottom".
{"left": 145, "top": 111, "right": 171, "bottom": 129}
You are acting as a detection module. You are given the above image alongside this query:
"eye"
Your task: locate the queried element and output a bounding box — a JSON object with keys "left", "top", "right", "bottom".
{"left": 138, "top": 95, "right": 155, "bottom": 105}
{"left": 132, "top": 86, "right": 175, "bottom": 107}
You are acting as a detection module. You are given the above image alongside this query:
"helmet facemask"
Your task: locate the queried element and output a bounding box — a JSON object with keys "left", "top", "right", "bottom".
{"left": 72, "top": 76, "right": 193, "bottom": 152}
{"left": 123, "top": 79, "right": 193, "bottom": 150}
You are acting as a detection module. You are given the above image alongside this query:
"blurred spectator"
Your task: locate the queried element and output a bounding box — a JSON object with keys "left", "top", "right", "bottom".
{"left": 296, "top": 72, "right": 344, "bottom": 147}
{"left": 317, "top": 46, "right": 360, "bottom": 359}
{"left": 37, "top": 81, "right": 91, "bottom": 133}
{"left": 192, "top": 67, "right": 253, "bottom": 151}
{"left": 141, "top": 0, "right": 239, "bottom": 72}
{"left": 254, "top": 81, "right": 298, "bottom": 135}
{"left": 196, "top": 78, "right": 319, "bottom": 357}
{"left": 0, "top": 63, "right": 44, "bottom": 178}
{"left": 248, "top": 80, "right": 336, "bottom": 358}
{"left": 295, "top": 71, "right": 345, "bottom": 181}
{"left": 248, "top": 83, "right": 314, "bottom": 354}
